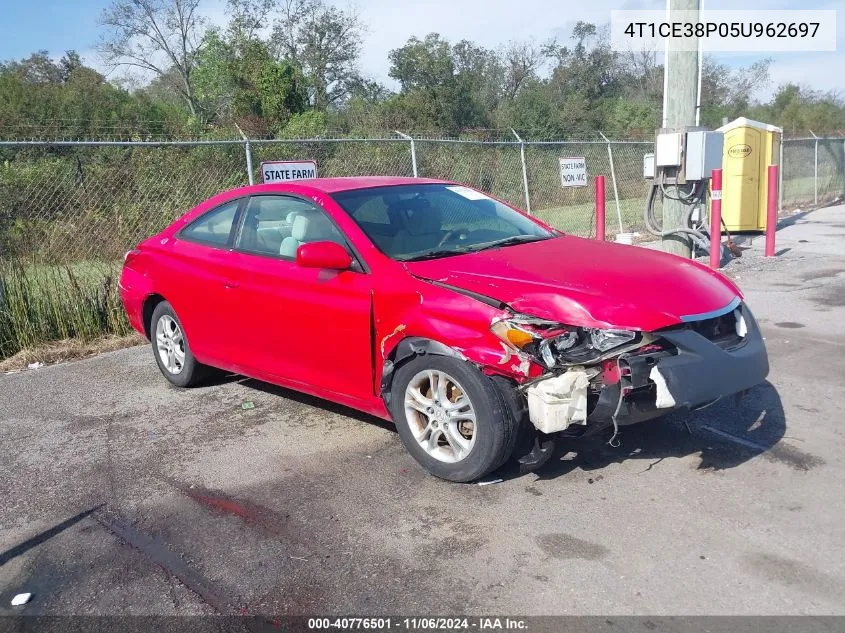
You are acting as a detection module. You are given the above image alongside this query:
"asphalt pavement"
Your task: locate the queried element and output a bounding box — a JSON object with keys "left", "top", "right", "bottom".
{"left": 1, "top": 204, "right": 844, "bottom": 616}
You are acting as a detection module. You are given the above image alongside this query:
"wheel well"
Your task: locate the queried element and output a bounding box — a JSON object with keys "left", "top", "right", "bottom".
{"left": 142, "top": 294, "right": 166, "bottom": 339}
{"left": 380, "top": 336, "right": 465, "bottom": 404}
{"left": 381, "top": 337, "right": 529, "bottom": 448}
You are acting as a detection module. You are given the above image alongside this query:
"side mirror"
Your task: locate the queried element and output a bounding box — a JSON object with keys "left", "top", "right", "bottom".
{"left": 296, "top": 241, "right": 353, "bottom": 270}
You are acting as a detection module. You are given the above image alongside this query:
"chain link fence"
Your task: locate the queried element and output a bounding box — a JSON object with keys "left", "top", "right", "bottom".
{"left": 3, "top": 135, "right": 843, "bottom": 266}
{"left": 0, "top": 136, "right": 656, "bottom": 265}
{"left": 782, "top": 138, "right": 845, "bottom": 209}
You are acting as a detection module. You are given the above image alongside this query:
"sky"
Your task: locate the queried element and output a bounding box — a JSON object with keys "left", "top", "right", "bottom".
{"left": 0, "top": 0, "right": 842, "bottom": 101}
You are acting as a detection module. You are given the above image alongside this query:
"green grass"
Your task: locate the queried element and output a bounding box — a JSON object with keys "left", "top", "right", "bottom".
{"left": 534, "top": 196, "right": 648, "bottom": 237}
{"left": 781, "top": 175, "right": 844, "bottom": 208}
{"left": 0, "top": 260, "right": 131, "bottom": 361}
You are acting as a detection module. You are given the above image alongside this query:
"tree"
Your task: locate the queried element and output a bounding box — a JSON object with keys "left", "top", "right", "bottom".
{"left": 226, "top": 0, "right": 273, "bottom": 43}
{"left": 618, "top": 49, "right": 662, "bottom": 106}
{"left": 699, "top": 57, "right": 771, "bottom": 126}
{"left": 192, "top": 30, "right": 233, "bottom": 120}
{"left": 270, "top": 0, "right": 365, "bottom": 110}
{"left": 388, "top": 33, "right": 491, "bottom": 133}
{"left": 492, "top": 22, "right": 622, "bottom": 136}
{"left": 544, "top": 23, "right": 620, "bottom": 106}
{"left": 0, "top": 51, "right": 174, "bottom": 139}
{"left": 99, "top": 0, "right": 206, "bottom": 117}
{"left": 751, "top": 84, "right": 845, "bottom": 135}
{"left": 1, "top": 51, "right": 64, "bottom": 84}
{"left": 192, "top": 28, "right": 307, "bottom": 132}
{"left": 501, "top": 40, "right": 545, "bottom": 101}
{"left": 389, "top": 34, "right": 453, "bottom": 92}
{"left": 59, "top": 51, "right": 84, "bottom": 82}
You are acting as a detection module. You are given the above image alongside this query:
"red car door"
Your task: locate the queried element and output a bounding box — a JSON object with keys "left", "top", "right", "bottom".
{"left": 158, "top": 197, "right": 249, "bottom": 370}
{"left": 229, "top": 195, "right": 374, "bottom": 404}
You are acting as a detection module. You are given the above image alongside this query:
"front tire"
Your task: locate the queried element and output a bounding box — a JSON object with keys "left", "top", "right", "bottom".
{"left": 388, "top": 355, "right": 519, "bottom": 482}
{"left": 150, "top": 301, "right": 208, "bottom": 387}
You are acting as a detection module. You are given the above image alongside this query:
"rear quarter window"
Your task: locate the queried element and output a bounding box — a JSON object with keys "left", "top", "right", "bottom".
{"left": 180, "top": 199, "right": 242, "bottom": 246}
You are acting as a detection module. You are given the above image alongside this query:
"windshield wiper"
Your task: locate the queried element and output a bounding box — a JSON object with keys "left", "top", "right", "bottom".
{"left": 399, "top": 235, "right": 550, "bottom": 261}
{"left": 399, "top": 248, "right": 471, "bottom": 262}
{"left": 470, "top": 235, "right": 550, "bottom": 252}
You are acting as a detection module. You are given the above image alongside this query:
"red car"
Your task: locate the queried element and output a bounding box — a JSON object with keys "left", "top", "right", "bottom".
{"left": 120, "top": 177, "right": 768, "bottom": 482}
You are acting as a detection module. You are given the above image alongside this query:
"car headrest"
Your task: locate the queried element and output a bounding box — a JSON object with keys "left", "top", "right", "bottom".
{"left": 292, "top": 212, "right": 336, "bottom": 242}
{"left": 403, "top": 206, "right": 442, "bottom": 235}
{"left": 393, "top": 198, "right": 441, "bottom": 235}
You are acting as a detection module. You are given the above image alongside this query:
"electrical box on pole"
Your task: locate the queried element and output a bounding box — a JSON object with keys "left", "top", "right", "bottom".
{"left": 643, "top": 126, "right": 724, "bottom": 256}
{"left": 660, "top": 0, "right": 702, "bottom": 258}
{"left": 650, "top": 128, "right": 723, "bottom": 185}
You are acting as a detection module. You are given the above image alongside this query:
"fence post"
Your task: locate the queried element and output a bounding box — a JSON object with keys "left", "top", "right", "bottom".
{"left": 598, "top": 132, "right": 623, "bottom": 233}
{"left": 245, "top": 141, "right": 254, "bottom": 185}
{"left": 766, "top": 165, "right": 779, "bottom": 257}
{"left": 235, "top": 123, "right": 254, "bottom": 185}
{"left": 710, "top": 168, "right": 722, "bottom": 269}
{"left": 778, "top": 137, "right": 784, "bottom": 212}
{"left": 395, "top": 131, "right": 418, "bottom": 177}
{"left": 511, "top": 129, "right": 532, "bottom": 214}
{"left": 595, "top": 175, "right": 606, "bottom": 241}
{"left": 810, "top": 130, "right": 819, "bottom": 205}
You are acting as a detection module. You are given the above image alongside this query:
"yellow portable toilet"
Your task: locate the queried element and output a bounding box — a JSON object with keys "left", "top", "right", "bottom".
{"left": 716, "top": 117, "right": 782, "bottom": 231}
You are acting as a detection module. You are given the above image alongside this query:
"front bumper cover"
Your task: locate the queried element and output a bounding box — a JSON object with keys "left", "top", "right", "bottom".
{"left": 588, "top": 302, "right": 769, "bottom": 427}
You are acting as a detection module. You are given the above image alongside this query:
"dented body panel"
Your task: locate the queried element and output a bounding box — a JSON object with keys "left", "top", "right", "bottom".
{"left": 404, "top": 237, "right": 742, "bottom": 332}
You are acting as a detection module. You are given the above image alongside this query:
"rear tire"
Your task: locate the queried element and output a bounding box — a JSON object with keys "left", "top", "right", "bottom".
{"left": 150, "top": 301, "right": 209, "bottom": 387}
{"left": 388, "top": 355, "right": 519, "bottom": 482}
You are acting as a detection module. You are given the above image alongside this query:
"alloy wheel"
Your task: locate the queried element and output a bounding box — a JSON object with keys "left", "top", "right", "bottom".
{"left": 403, "top": 369, "right": 477, "bottom": 463}
{"left": 155, "top": 315, "right": 186, "bottom": 375}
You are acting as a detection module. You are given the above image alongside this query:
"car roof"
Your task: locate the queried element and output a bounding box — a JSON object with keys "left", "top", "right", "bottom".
{"left": 232, "top": 176, "right": 451, "bottom": 196}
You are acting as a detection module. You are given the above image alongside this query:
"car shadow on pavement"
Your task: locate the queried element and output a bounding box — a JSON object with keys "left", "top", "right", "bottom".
{"left": 205, "top": 372, "right": 398, "bottom": 433}
{"left": 495, "top": 380, "right": 812, "bottom": 482}
{"left": 205, "top": 373, "right": 814, "bottom": 482}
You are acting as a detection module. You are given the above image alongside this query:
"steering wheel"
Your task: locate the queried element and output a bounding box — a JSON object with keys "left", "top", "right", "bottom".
{"left": 437, "top": 229, "right": 468, "bottom": 247}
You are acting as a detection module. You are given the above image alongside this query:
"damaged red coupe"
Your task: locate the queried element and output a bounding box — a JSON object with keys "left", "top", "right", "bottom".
{"left": 120, "top": 177, "right": 769, "bottom": 482}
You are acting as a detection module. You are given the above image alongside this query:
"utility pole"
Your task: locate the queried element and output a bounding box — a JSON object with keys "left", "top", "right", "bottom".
{"left": 661, "top": 0, "right": 701, "bottom": 257}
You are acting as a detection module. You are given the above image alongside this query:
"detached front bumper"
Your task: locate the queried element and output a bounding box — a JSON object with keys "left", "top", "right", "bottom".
{"left": 589, "top": 302, "right": 769, "bottom": 427}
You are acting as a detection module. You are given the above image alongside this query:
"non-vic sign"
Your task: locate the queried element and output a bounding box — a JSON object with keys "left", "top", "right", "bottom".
{"left": 559, "top": 157, "right": 588, "bottom": 187}
{"left": 261, "top": 160, "right": 318, "bottom": 183}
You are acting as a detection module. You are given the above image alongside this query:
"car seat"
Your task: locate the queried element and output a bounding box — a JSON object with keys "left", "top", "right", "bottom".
{"left": 280, "top": 212, "right": 343, "bottom": 258}
{"left": 390, "top": 199, "right": 444, "bottom": 256}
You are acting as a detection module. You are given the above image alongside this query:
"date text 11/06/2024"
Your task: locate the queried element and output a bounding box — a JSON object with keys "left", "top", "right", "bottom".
{"left": 307, "top": 617, "right": 528, "bottom": 630}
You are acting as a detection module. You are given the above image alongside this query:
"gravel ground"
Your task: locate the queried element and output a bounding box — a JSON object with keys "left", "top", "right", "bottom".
{"left": 1, "top": 204, "right": 844, "bottom": 617}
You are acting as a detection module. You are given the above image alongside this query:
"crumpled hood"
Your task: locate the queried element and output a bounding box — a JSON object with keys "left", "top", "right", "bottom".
{"left": 404, "top": 236, "right": 741, "bottom": 331}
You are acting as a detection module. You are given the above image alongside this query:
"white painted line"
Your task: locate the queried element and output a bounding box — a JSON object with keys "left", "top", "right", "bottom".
{"left": 477, "top": 479, "right": 504, "bottom": 486}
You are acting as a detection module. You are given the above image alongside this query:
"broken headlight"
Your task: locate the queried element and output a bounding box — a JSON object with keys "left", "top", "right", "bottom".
{"left": 491, "top": 315, "right": 640, "bottom": 368}
{"left": 490, "top": 315, "right": 564, "bottom": 352}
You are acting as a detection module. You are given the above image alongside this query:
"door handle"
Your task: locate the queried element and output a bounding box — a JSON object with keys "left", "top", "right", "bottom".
{"left": 223, "top": 280, "right": 240, "bottom": 289}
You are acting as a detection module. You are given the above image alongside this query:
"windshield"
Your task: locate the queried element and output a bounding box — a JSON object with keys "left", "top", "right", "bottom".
{"left": 331, "top": 184, "right": 555, "bottom": 261}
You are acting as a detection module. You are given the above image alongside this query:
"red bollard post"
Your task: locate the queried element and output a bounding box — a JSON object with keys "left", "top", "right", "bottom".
{"left": 710, "top": 168, "right": 723, "bottom": 270}
{"left": 765, "top": 164, "right": 779, "bottom": 257}
{"left": 595, "top": 175, "right": 606, "bottom": 241}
